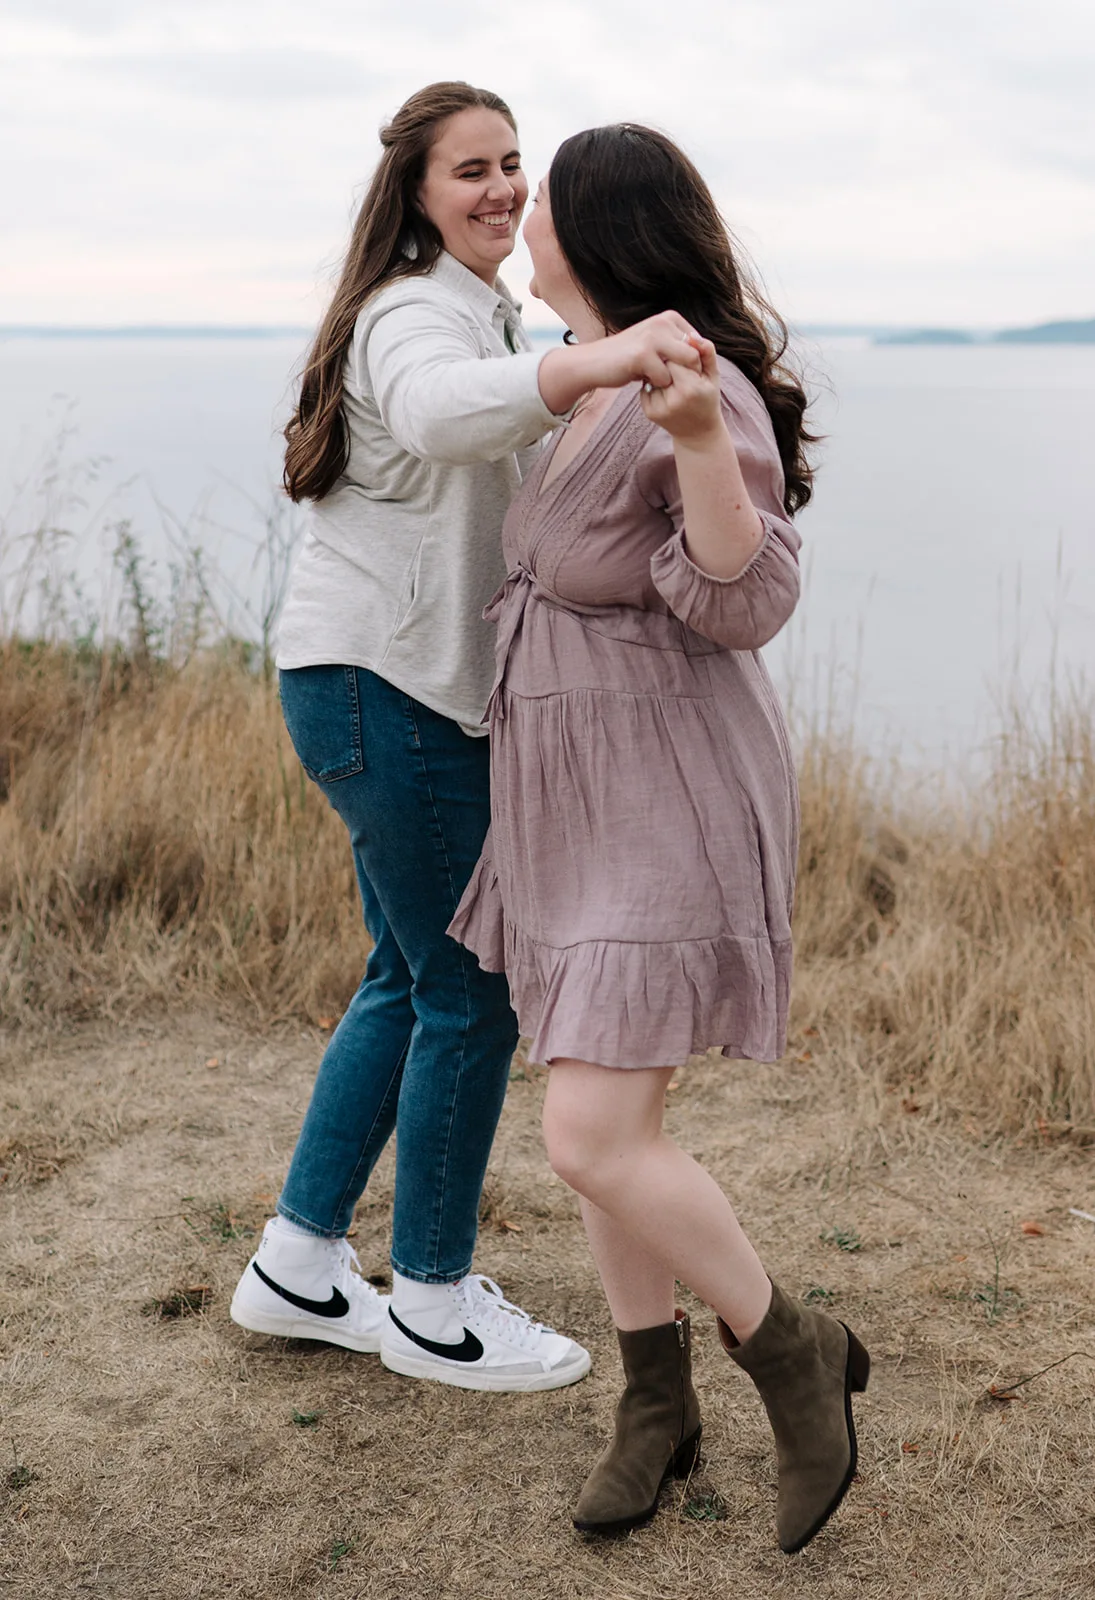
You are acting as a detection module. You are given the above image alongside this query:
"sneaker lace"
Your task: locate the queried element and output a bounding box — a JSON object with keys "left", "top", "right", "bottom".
{"left": 458, "top": 1274, "right": 548, "bottom": 1352}
{"left": 328, "top": 1238, "right": 384, "bottom": 1306}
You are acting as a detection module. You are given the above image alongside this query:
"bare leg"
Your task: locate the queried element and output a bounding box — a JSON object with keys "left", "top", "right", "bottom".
{"left": 543, "top": 1059, "right": 772, "bottom": 1341}
{"left": 579, "top": 1197, "right": 676, "bottom": 1331}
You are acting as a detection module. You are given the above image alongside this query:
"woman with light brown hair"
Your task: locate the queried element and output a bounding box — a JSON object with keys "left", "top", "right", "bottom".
{"left": 450, "top": 123, "right": 870, "bottom": 1546}
{"left": 230, "top": 83, "right": 702, "bottom": 1391}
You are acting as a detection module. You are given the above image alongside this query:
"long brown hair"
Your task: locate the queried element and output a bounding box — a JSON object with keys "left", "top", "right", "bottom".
{"left": 284, "top": 82, "right": 517, "bottom": 503}
{"left": 548, "top": 125, "right": 816, "bottom": 513}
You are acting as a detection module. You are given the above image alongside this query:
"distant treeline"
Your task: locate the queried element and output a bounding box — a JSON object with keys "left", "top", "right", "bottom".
{"left": 872, "top": 318, "right": 1095, "bottom": 346}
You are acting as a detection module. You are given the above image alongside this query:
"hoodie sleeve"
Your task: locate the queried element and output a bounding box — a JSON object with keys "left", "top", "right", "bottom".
{"left": 355, "top": 286, "right": 560, "bottom": 466}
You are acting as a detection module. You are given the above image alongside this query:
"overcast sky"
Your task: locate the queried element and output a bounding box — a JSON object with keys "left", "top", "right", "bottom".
{"left": 2, "top": 0, "right": 1092, "bottom": 329}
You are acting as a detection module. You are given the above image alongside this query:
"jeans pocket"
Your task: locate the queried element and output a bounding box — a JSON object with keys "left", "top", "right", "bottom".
{"left": 279, "top": 665, "right": 365, "bottom": 783}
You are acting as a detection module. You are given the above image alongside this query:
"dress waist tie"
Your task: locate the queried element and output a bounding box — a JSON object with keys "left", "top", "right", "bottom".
{"left": 482, "top": 564, "right": 543, "bottom": 728}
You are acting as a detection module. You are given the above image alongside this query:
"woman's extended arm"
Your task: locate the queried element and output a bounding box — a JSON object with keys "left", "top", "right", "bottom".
{"left": 364, "top": 293, "right": 703, "bottom": 467}
{"left": 537, "top": 312, "right": 702, "bottom": 416}
{"left": 363, "top": 297, "right": 556, "bottom": 465}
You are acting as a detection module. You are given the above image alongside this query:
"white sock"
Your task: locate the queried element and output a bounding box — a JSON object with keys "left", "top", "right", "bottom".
{"left": 271, "top": 1213, "right": 326, "bottom": 1243}
{"left": 391, "top": 1269, "right": 461, "bottom": 1314}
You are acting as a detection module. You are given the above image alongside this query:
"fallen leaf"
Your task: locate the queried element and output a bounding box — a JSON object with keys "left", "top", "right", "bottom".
{"left": 901, "top": 1441, "right": 919, "bottom": 1454}
{"left": 802, "top": 1026, "right": 819, "bottom": 1038}
{"left": 795, "top": 1050, "right": 813, "bottom": 1063}
{"left": 204, "top": 1057, "right": 220, "bottom": 1069}
{"left": 317, "top": 1017, "right": 335, "bottom": 1031}
{"left": 1037, "top": 1118, "right": 1075, "bottom": 1142}
{"left": 667, "top": 1081, "right": 680, "bottom": 1091}
{"left": 499, "top": 1220, "right": 523, "bottom": 1233}
{"left": 901, "top": 1097, "right": 920, "bottom": 1114}
{"left": 952, "top": 1253, "right": 967, "bottom": 1263}
{"left": 1019, "top": 1220, "right": 1045, "bottom": 1236}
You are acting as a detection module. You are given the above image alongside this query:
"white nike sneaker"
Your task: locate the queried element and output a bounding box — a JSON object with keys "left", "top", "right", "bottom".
{"left": 379, "top": 1271, "right": 592, "bottom": 1393}
{"left": 229, "top": 1218, "right": 388, "bottom": 1353}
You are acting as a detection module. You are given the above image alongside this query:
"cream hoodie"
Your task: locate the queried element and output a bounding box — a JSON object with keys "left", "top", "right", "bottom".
{"left": 276, "top": 252, "right": 559, "bottom": 735}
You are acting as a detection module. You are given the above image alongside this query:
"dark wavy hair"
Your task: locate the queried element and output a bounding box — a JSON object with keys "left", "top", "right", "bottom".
{"left": 548, "top": 124, "right": 815, "bottom": 513}
{"left": 284, "top": 82, "right": 517, "bottom": 503}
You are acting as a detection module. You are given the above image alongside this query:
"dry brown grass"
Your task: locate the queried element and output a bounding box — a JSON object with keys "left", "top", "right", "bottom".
{"left": 789, "top": 692, "right": 1095, "bottom": 1133}
{"left": 1, "top": 641, "right": 361, "bottom": 1025}
{"left": 3, "top": 595, "right": 1095, "bottom": 1594}
{"left": 2, "top": 1019, "right": 1094, "bottom": 1599}
{"left": 3, "top": 638, "right": 1094, "bottom": 1132}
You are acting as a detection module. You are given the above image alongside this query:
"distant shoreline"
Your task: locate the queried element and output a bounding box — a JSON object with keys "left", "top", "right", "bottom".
{"left": 0, "top": 325, "right": 313, "bottom": 340}
{"left": 798, "top": 317, "right": 1095, "bottom": 346}
{"left": 1, "top": 317, "right": 1094, "bottom": 345}
{"left": 870, "top": 317, "right": 1095, "bottom": 346}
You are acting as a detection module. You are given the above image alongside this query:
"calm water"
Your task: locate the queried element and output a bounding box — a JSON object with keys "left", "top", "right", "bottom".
{"left": 2, "top": 333, "right": 1093, "bottom": 764}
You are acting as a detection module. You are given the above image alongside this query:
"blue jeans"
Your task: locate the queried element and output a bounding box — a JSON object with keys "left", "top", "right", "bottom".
{"left": 276, "top": 665, "right": 518, "bottom": 1283}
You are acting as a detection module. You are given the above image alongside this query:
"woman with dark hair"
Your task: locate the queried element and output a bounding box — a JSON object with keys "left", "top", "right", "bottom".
{"left": 450, "top": 124, "right": 870, "bottom": 1545}
{"left": 230, "top": 87, "right": 701, "bottom": 1392}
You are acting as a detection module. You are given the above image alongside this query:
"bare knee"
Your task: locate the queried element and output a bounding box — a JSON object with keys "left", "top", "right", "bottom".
{"left": 543, "top": 1095, "right": 636, "bottom": 1202}
{"left": 542, "top": 1059, "right": 669, "bottom": 1199}
{"left": 542, "top": 1096, "right": 608, "bottom": 1197}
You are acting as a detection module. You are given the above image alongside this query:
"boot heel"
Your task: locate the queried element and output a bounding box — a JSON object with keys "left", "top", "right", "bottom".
{"left": 844, "top": 1328, "right": 870, "bottom": 1393}
{"left": 671, "top": 1424, "right": 703, "bottom": 1478}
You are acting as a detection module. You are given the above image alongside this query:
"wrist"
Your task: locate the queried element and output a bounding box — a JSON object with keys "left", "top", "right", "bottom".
{"left": 670, "top": 417, "right": 731, "bottom": 453}
{"left": 538, "top": 346, "right": 597, "bottom": 416}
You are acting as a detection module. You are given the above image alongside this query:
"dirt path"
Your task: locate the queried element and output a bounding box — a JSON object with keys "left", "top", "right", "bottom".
{"left": 3, "top": 1015, "right": 1094, "bottom": 1599}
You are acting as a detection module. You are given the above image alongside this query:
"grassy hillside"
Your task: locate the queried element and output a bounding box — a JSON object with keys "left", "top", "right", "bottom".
{"left": 3, "top": 629, "right": 1092, "bottom": 1133}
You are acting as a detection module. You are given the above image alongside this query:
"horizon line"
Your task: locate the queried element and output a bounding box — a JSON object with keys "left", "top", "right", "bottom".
{"left": 1, "top": 316, "right": 1091, "bottom": 341}
{"left": 0, "top": 324, "right": 314, "bottom": 338}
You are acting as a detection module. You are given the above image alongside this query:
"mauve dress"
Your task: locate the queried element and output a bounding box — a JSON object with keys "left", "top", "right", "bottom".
{"left": 447, "top": 356, "right": 801, "bottom": 1069}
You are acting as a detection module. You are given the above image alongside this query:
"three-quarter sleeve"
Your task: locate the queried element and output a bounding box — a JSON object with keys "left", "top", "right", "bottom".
{"left": 641, "top": 376, "right": 802, "bottom": 651}
{"left": 356, "top": 292, "right": 558, "bottom": 466}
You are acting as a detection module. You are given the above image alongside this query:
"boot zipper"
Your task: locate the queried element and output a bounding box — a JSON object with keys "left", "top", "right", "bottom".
{"left": 677, "top": 1316, "right": 686, "bottom": 1440}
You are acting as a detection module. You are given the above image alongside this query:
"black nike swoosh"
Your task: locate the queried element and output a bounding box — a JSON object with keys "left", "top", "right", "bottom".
{"left": 388, "top": 1309, "right": 485, "bottom": 1363}
{"left": 252, "top": 1260, "right": 350, "bottom": 1318}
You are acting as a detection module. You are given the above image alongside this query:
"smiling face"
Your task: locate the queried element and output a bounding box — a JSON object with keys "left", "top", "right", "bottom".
{"left": 417, "top": 107, "right": 527, "bottom": 286}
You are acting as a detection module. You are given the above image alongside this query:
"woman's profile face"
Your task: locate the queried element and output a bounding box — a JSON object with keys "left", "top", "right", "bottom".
{"left": 523, "top": 176, "right": 588, "bottom": 329}
{"left": 417, "top": 107, "right": 528, "bottom": 286}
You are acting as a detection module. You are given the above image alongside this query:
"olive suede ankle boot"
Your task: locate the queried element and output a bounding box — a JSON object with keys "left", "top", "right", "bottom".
{"left": 573, "top": 1310, "right": 702, "bottom": 1534}
{"left": 720, "top": 1282, "right": 870, "bottom": 1554}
